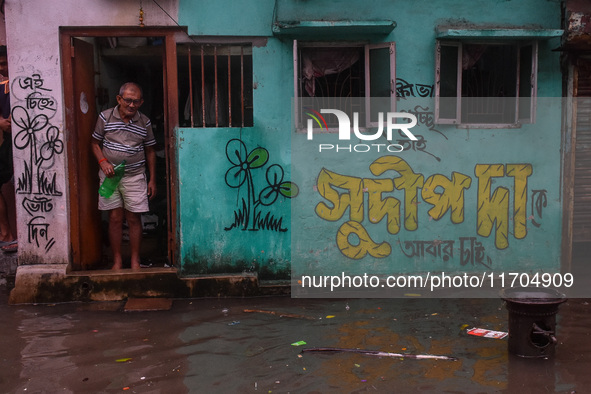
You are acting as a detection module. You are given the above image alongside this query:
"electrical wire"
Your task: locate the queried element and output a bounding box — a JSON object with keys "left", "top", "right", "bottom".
{"left": 152, "top": 0, "right": 182, "bottom": 27}
{"left": 152, "top": 0, "right": 200, "bottom": 46}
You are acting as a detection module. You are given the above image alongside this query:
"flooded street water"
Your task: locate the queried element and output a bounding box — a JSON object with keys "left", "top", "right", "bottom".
{"left": 2, "top": 287, "right": 591, "bottom": 393}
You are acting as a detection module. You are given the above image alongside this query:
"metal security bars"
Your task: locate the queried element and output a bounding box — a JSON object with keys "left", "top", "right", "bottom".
{"left": 293, "top": 41, "right": 396, "bottom": 131}
{"left": 435, "top": 40, "right": 538, "bottom": 126}
{"left": 178, "top": 43, "right": 253, "bottom": 128}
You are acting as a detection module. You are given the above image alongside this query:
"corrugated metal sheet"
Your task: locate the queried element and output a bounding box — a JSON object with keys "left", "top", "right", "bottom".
{"left": 574, "top": 60, "right": 591, "bottom": 242}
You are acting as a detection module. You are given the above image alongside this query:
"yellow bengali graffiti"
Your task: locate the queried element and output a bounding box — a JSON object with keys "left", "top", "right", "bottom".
{"left": 506, "top": 164, "right": 533, "bottom": 240}
{"left": 315, "top": 168, "right": 364, "bottom": 222}
{"left": 475, "top": 164, "right": 509, "bottom": 249}
{"left": 363, "top": 178, "right": 401, "bottom": 234}
{"left": 422, "top": 172, "right": 472, "bottom": 223}
{"left": 370, "top": 156, "right": 424, "bottom": 231}
{"left": 315, "top": 156, "right": 534, "bottom": 257}
{"left": 336, "top": 220, "right": 392, "bottom": 259}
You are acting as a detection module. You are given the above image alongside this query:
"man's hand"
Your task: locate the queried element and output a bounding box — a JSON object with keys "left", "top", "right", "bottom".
{"left": 99, "top": 160, "right": 115, "bottom": 177}
{"left": 0, "top": 115, "right": 11, "bottom": 132}
{"left": 147, "top": 179, "right": 157, "bottom": 200}
{"left": 145, "top": 145, "right": 157, "bottom": 200}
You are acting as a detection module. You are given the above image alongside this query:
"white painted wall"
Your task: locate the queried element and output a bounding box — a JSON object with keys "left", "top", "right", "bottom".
{"left": 3, "top": 0, "right": 178, "bottom": 264}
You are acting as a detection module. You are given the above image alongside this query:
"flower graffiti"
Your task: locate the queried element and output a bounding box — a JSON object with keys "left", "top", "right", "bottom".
{"left": 12, "top": 106, "right": 47, "bottom": 161}
{"left": 12, "top": 105, "right": 63, "bottom": 196}
{"left": 224, "top": 139, "right": 298, "bottom": 232}
{"left": 259, "top": 164, "right": 298, "bottom": 206}
{"left": 39, "top": 126, "right": 64, "bottom": 162}
{"left": 11, "top": 72, "right": 62, "bottom": 253}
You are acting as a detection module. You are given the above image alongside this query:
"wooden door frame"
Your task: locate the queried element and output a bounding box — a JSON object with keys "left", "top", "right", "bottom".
{"left": 60, "top": 26, "right": 185, "bottom": 270}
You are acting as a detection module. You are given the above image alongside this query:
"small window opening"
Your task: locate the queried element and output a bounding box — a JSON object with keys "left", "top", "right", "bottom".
{"left": 436, "top": 40, "right": 537, "bottom": 126}
{"left": 178, "top": 43, "right": 253, "bottom": 128}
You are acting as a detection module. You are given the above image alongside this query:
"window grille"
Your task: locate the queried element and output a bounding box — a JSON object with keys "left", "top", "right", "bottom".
{"left": 293, "top": 41, "right": 396, "bottom": 131}
{"left": 435, "top": 40, "right": 537, "bottom": 126}
{"left": 178, "top": 43, "right": 253, "bottom": 128}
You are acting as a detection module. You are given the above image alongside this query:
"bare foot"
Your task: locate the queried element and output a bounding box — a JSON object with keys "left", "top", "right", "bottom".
{"left": 131, "top": 261, "right": 141, "bottom": 270}
{"left": 112, "top": 256, "right": 123, "bottom": 270}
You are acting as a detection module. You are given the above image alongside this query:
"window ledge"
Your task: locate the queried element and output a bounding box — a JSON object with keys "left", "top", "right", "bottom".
{"left": 453, "top": 123, "right": 524, "bottom": 129}
{"left": 273, "top": 20, "right": 396, "bottom": 37}
{"left": 436, "top": 28, "right": 563, "bottom": 40}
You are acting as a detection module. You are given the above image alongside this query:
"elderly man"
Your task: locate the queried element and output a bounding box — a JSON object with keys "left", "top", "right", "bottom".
{"left": 91, "top": 82, "right": 157, "bottom": 270}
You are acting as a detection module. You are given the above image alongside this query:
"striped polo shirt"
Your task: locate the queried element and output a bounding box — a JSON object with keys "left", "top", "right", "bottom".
{"left": 92, "top": 106, "right": 156, "bottom": 175}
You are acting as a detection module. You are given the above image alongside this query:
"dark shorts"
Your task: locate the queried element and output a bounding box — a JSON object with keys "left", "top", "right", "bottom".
{"left": 0, "top": 136, "right": 13, "bottom": 185}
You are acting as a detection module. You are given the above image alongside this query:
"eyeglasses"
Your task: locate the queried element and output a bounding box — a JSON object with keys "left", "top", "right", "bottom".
{"left": 119, "top": 97, "right": 143, "bottom": 106}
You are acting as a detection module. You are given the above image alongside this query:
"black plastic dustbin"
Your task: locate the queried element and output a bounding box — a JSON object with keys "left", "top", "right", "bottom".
{"left": 501, "top": 287, "right": 567, "bottom": 358}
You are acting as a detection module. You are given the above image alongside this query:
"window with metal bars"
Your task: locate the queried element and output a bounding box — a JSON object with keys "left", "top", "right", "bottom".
{"left": 435, "top": 40, "right": 538, "bottom": 126}
{"left": 293, "top": 41, "right": 396, "bottom": 131}
{"left": 178, "top": 43, "right": 253, "bottom": 128}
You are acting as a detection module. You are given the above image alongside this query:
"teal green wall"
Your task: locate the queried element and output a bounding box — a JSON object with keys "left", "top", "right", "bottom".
{"left": 177, "top": 39, "right": 294, "bottom": 278}
{"left": 177, "top": 0, "right": 563, "bottom": 279}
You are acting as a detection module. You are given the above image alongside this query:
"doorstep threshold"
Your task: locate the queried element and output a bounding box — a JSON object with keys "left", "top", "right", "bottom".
{"left": 67, "top": 267, "right": 178, "bottom": 277}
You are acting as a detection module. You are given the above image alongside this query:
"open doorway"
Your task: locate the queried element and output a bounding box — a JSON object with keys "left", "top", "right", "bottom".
{"left": 61, "top": 27, "right": 182, "bottom": 271}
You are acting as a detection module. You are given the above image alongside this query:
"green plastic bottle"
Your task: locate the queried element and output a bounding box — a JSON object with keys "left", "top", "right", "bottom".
{"left": 99, "top": 160, "right": 126, "bottom": 198}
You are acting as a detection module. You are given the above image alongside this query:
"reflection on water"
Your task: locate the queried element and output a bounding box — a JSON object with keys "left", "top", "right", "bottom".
{"left": 18, "top": 312, "right": 76, "bottom": 392}
{"left": 1, "top": 293, "right": 590, "bottom": 393}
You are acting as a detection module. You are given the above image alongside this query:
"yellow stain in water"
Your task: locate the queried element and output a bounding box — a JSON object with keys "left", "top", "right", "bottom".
{"left": 312, "top": 320, "right": 406, "bottom": 388}
{"left": 423, "top": 339, "right": 461, "bottom": 380}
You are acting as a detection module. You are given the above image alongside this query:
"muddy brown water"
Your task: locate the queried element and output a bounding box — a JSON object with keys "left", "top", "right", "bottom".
{"left": 1, "top": 289, "right": 590, "bottom": 393}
